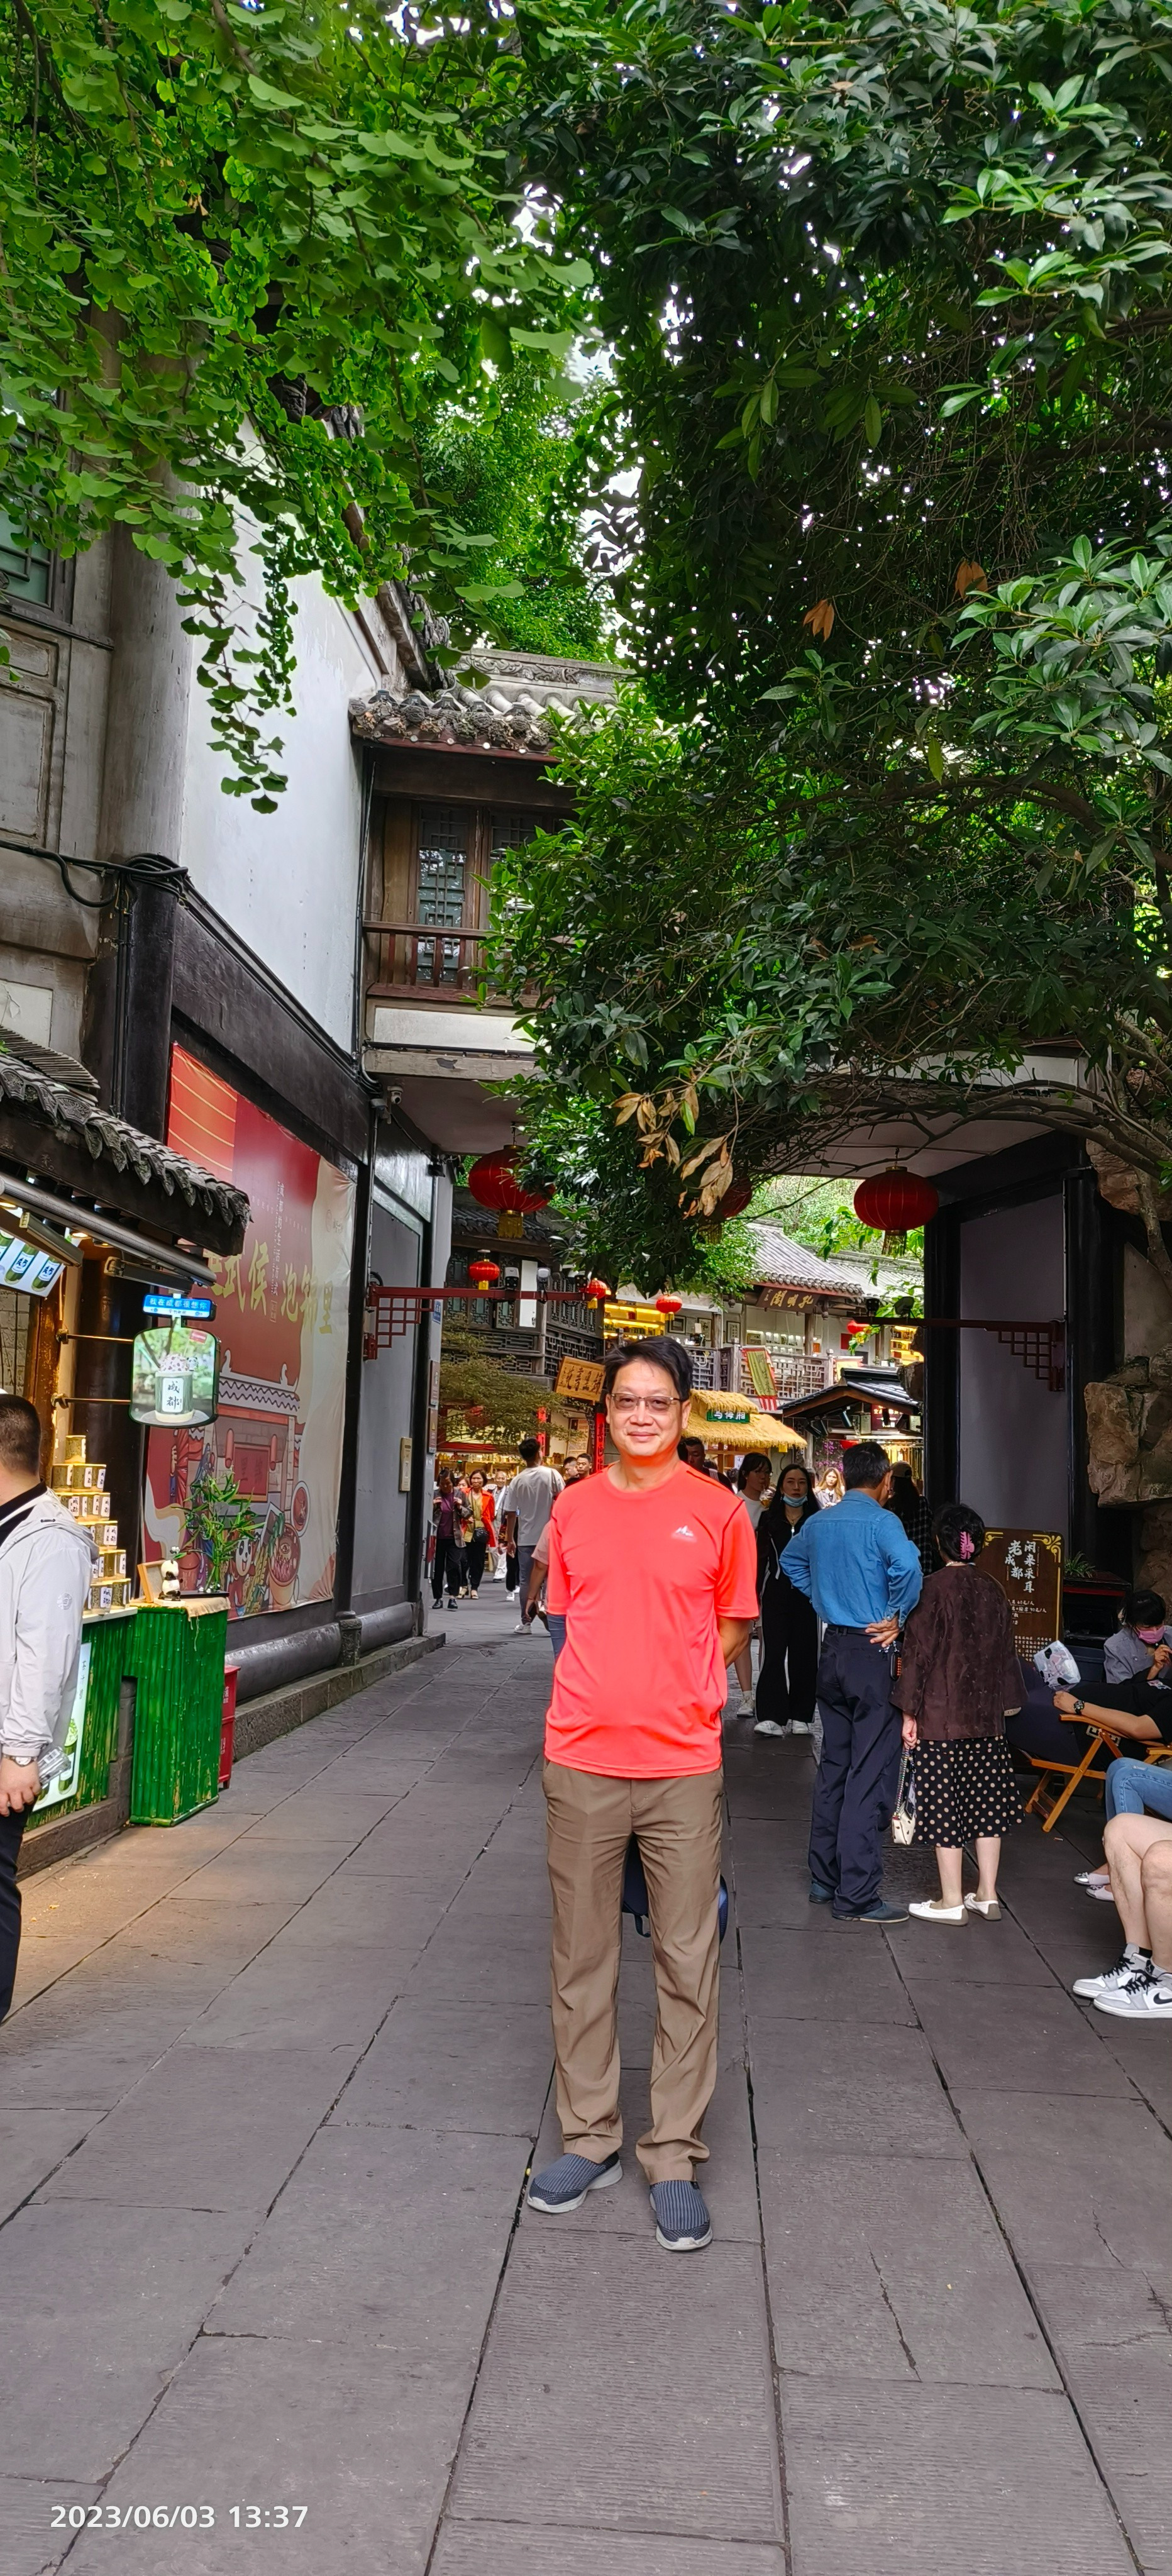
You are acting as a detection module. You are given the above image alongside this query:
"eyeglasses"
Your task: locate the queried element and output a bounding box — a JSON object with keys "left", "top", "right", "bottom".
{"left": 609, "top": 1394, "right": 683, "bottom": 1419}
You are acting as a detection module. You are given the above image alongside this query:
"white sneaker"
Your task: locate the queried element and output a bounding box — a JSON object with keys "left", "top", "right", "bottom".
{"left": 753, "top": 1718, "right": 787, "bottom": 1737}
{"left": 1073, "top": 1950, "right": 1148, "bottom": 1999}
{"left": 1095, "top": 1966, "right": 1172, "bottom": 2018}
{"left": 1075, "top": 1868, "right": 1110, "bottom": 1887}
{"left": 512, "top": 1619, "right": 532, "bottom": 1635}
{"left": 789, "top": 1720, "right": 814, "bottom": 1735}
{"left": 909, "top": 1897, "right": 967, "bottom": 1924}
{"left": 737, "top": 1694, "right": 756, "bottom": 1717}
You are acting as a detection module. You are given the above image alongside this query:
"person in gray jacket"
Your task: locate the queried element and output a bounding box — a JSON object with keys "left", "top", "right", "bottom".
{"left": 0, "top": 1396, "right": 94, "bottom": 2020}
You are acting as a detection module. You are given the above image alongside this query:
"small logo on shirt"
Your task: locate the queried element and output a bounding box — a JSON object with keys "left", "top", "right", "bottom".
{"left": 672, "top": 1524, "right": 699, "bottom": 1541}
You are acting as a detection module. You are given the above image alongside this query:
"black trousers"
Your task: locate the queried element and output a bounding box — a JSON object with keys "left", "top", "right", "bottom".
{"left": 808, "top": 1630, "right": 902, "bottom": 1915}
{"left": 755, "top": 1580, "right": 819, "bottom": 1730}
{"left": 432, "top": 1535, "right": 466, "bottom": 1602}
{"left": 0, "top": 1806, "right": 28, "bottom": 2023}
{"left": 466, "top": 1530, "right": 488, "bottom": 1594}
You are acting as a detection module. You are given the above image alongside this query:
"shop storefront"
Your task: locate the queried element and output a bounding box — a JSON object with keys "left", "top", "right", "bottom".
{"left": 0, "top": 1040, "right": 248, "bottom": 1868}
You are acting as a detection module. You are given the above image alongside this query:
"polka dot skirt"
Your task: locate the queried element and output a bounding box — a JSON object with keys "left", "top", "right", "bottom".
{"left": 912, "top": 1736, "right": 1023, "bottom": 1848}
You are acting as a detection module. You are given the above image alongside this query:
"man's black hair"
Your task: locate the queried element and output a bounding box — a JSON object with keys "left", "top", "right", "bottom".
{"left": 1123, "top": 1587, "right": 1166, "bottom": 1628}
{"left": 0, "top": 1395, "right": 41, "bottom": 1477}
{"left": 842, "top": 1440, "right": 892, "bottom": 1491}
{"left": 602, "top": 1335, "right": 693, "bottom": 1403}
{"left": 517, "top": 1436, "right": 540, "bottom": 1463}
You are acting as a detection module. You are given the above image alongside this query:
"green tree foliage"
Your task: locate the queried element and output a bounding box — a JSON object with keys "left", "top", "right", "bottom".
{"left": 419, "top": 362, "right": 612, "bottom": 657}
{"left": 438, "top": 1321, "right": 539, "bottom": 1444}
{"left": 492, "top": 0, "right": 1172, "bottom": 1288}
{"left": 0, "top": 0, "right": 588, "bottom": 801}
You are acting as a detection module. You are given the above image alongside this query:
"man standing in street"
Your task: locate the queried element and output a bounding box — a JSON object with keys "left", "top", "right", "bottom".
{"left": 500, "top": 1436, "right": 563, "bottom": 1634}
{"left": 782, "top": 1440, "right": 922, "bottom": 1923}
{"left": 0, "top": 1397, "right": 94, "bottom": 2021}
{"left": 526, "top": 1338, "right": 758, "bottom": 2251}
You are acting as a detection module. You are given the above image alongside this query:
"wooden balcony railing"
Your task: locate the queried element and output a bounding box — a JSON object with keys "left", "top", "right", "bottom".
{"left": 363, "top": 919, "right": 496, "bottom": 1001}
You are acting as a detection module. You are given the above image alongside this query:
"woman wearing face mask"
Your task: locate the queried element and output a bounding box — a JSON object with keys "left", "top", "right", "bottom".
{"left": 753, "top": 1460, "right": 821, "bottom": 1738}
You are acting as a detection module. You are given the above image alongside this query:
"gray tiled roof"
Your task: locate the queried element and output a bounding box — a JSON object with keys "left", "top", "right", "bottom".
{"left": 744, "top": 1223, "right": 871, "bottom": 1297}
{"left": 350, "top": 650, "right": 621, "bottom": 755}
{"left": 0, "top": 1048, "right": 250, "bottom": 1238}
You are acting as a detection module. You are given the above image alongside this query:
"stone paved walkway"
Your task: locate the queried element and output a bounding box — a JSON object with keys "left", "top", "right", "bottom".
{"left": 3, "top": 1589, "right": 1171, "bottom": 2574}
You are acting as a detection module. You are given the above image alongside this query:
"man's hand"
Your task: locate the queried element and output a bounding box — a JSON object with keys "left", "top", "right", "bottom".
{"left": 1053, "top": 1690, "right": 1082, "bottom": 1719}
{"left": 1151, "top": 1643, "right": 1172, "bottom": 1674}
{"left": 901, "top": 1714, "right": 918, "bottom": 1748}
{"left": 866, "top": 1615, "right": 900, "bottom": 1648}
{"left": 0, "top": 1753, "right": 42, "bottom": 1816}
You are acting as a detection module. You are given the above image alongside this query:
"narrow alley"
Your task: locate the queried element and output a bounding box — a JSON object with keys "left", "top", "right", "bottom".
{"left": 3, "top": 1600, "right": 1168, "bottom": 2576}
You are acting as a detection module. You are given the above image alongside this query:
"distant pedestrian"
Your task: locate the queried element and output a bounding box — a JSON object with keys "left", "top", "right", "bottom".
{"left": 782, "top": 1440, "right": 922, "bottom": 1921}
{"left": 431, "top": 1472, "right": 469, "bottom": 1610}
{"left": 815, "top": 1465, "right": 844, "bottom": 1507}
{"left": 894, "top": 1502, "right": 1023, "bottom": 1925}
{"left": 753, "top": 1462, "right": 821, "bottom": 1739}
{"left": 678, "top": 1436, "right": 712, "bottom": 1475}
{"left": 730, "top": 1453, "right": 772, "bottom": 1715}
{"left": 887, "top": 1460, "right": 936, "bottom": 1577}
{"left": 499, "top": 1438, "right": 563, "bottom": 1633}
{"left": 0, "top": 1397, "right": 93, "bottom": 2021}
{"left": 527, "top": 1336, "right": 757, "bottom": 2251}
{"left": 464, "top": 1469, "right": 495, "bottom": 1597}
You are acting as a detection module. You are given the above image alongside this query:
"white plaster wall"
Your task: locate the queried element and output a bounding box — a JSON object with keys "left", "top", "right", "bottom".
{"left": 958, "top": 1195, "right": 1068, "bottom": 1536}
{"left": 180, "top": 572, "right": 379, "bottom": 1052}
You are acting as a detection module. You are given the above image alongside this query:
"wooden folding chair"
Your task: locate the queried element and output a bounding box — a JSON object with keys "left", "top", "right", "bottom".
{"left": 1025, "top": 1728, "right": 1169, "bottom": 1832}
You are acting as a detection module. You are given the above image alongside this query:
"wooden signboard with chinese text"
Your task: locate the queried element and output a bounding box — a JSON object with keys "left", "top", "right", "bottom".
{"left": 555, "top": 1356, "right": 605, "bottom": 1404}
{"left": 981, "top": 1530, "right": 1063, "bottom": 1660}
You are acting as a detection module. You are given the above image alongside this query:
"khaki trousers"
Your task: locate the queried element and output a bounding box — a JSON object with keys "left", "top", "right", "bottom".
{"left": 543, "top": 1760, "right": 724, "bottom": 2184}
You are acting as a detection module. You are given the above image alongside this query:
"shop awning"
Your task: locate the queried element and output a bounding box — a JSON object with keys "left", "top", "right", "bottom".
{"left": 687, "top": 1391, "right": 802, "bottom": 1451}
{"left": 777, "top": 1365, "right": 919, "bottom": 1432}
{"left": 0, "top": 1045, "right": 248, "bottom": 1274}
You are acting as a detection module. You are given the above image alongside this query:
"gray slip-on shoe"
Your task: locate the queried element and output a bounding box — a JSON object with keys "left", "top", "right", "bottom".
{"left": 527, "top": 2151, "right": 621, "bottom": 2213}
{"left": 649, "top": 2179, "right": 712, "bottom": 2250}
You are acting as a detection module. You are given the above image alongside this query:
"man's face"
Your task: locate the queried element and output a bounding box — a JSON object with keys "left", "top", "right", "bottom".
{"left": 682, "top": 1439, "right": 708, "bottom": 1472}
{"left": 607, "top": 1359, "right": 687, "bottom": 1466}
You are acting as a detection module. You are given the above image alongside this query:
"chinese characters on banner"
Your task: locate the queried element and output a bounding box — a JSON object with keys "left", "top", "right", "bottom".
{"left": 142, "top": 1046, "right": 355, "bottom": 1620}
{"left": 981, "top": 1529, "right": 1063, "bottom": 1660}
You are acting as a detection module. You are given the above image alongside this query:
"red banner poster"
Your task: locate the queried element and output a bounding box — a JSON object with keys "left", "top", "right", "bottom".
{"left": 142, "top": 1046, "right": 356, "bottom": 1619}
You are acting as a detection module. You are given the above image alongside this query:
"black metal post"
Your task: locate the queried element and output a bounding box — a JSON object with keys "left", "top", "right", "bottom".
{"left": 922, "top": 1204, "right": 960, "bottom": 1509}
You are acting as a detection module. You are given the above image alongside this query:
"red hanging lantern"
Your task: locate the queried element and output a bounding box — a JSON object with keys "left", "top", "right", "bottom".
{"left": 468, "top": 1256, "right": 500, "bottom": 1289}
{"left": 583, "top": 1277, "right": 611, "bottom": 1309}
{"left": 655, "top": 1293, "right": 683, "bottom": 1319}
{"left": 467, "top": 1152, "right": 552, "bottom": 1216}
{"left": 717, "top": 1177, "right": 753, "bottom": 1219}
{"left": 853, "top": 1169, "right": 939, "bottom": 1246}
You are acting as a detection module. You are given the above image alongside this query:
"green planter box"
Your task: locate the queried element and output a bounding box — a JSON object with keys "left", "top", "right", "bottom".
{"left": 24, "top": 1607, "right": 138, "bottom": 1834}
{"left": 128, "top": 1599, "right": 229, "bottom": 1826}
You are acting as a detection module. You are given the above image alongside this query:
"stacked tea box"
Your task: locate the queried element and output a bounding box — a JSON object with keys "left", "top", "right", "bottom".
{"left": 53, "top": 1435, "right": 132, "bottom": 1613}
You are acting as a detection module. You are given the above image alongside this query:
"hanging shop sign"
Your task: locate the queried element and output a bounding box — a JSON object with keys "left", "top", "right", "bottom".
{"left": 554, "top": 1356, "right": 605, "bottom": 1403}
{"left": 131, "top": 1325, "right": 221, "bottom": 1429}
{"left": 143, "top": 1046, "right": 355, "bottom": 1620}
{"left": 0, "top": 1231, "right": 64, "bottom": 1297}
{"left": 982, "top": 1530, "right": 1063, "bottom": 1661}
{"left": 143, "top": 1291, "right": 216, "bottom": 1321}
{"left": 603, "top": 1301, "right": 665, "bottom": 1339}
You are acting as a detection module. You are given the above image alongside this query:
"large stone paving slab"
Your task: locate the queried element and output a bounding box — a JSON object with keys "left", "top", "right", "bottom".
{"left": 909, "top": 1975, "right": 1137, "bottom": 2097}
{"left": 951, "top": 2090, "right": 1172, "bottom": 2271}
{"left": 749, "top": 2018, "right": 967, "bottom": 2160}
{"left": 780, "top": 2378, "right": 1137, "bottom": 2575}
{"left": 61, "top": 2340, "right": 473, "bottom": 2576}
{"left": 35, "top": 2043, "right": 348, "bottom": 2214}
{"left": 0, "top": 2204, "right": 251, "bottom": 2482}
{"left": 209, "top": 2123, "right": 528, "bottom": 2357}
{"left": 738, "top": 1921, "right": 917, "bottom": 2024}
{"left": 450, "top": 2232, "right": 781, "bottom": 2543}
{"left": 0, "top": 2106, "right": 101, "bottom": 2223}
{"left": 757, "top": 2149, "right": 1059, "bottom": 2387}
{"left": 330, "top": 1997, "right": 553, "bottom": 2135}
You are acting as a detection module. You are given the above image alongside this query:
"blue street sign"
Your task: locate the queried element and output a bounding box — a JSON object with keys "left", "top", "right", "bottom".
{"left": 142, "top": 1291, "right": 216, "bottom": 1320}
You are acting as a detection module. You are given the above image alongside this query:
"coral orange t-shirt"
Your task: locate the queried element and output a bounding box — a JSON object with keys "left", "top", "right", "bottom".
{"left": 544, "top": 1465, "right": 760, "bottom": 1778}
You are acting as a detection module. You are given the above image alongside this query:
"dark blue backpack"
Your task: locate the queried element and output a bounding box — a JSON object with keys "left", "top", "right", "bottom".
{"left": 621, "top": 1834, "right": 729, "bottom": 1943}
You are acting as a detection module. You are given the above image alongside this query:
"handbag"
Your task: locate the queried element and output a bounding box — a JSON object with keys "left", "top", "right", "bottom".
{"left": 891, "top": 1747, "right": 917, "bottom": 1845}
{"left": 621, "top": 1835, "right": 729, "bottom": 1942}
